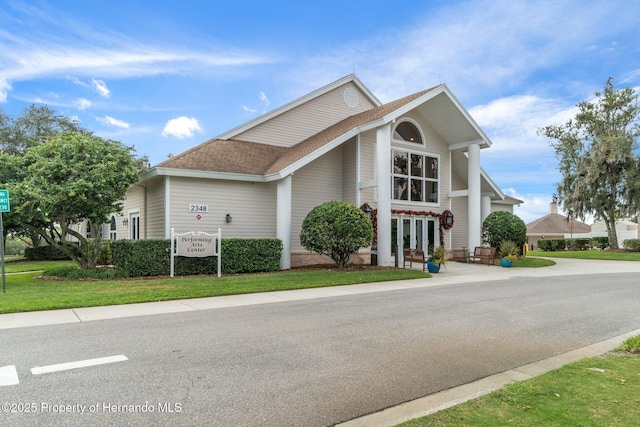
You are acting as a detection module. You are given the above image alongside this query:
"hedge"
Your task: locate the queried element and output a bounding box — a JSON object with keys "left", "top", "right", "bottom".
{"left": 110, "top": 238, "right": 282, "bottom": 277}
{"left": 623, "top": 239, "right": 640, "bottom": 252}
{"left": 24, "top": 245, "right": 72, "bottom": 261}
{"left": 537, "top": 238, "right": 594, "bottom": 251}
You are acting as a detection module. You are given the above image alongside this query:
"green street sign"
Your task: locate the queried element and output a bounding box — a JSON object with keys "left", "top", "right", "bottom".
{"left": 0, "top": 190, "right": 9, "bottom": 212}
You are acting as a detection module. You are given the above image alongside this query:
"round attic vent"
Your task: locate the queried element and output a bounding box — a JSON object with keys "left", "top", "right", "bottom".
{"left": 343, "top": 87, "right": 359, "bottom": 108}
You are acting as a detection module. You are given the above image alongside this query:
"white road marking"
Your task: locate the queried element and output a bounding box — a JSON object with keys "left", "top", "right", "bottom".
{"left": 31, "top": 355, "right": 128, "bottom": 375}
{"left": 0, "top": 365, "right": 19, "bottom": 386}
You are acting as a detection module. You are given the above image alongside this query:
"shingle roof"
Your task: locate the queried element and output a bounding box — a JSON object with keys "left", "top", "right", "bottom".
{"left": 526, "top": 213, "right": 591, "bottom": 235}
{"left": 155, "top": 87, "right": 437, "bottom": 176}
{"left": 155, "top": 139, "right": 286, "bottom": 175}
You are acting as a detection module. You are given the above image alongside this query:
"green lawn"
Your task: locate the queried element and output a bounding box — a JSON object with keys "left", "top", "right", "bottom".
{"left": 0, "top": 264, "right": 429, "bottom": 314}
{"left": 396, "top": 250, "right": 640, "bottom": 427}
{"left": 528, "top": 249, "right": 640, "bottom": 261}
{"left": 398, "top": 345, "right": 640, "bottom": 427}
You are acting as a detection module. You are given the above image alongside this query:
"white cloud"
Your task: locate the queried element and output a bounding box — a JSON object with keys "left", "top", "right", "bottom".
{"left": 242, "top": 105, "right": 257, "bottom": 114}
{"left": 0, "top": 4, "right": 272, "bottom": 101}
{"left": 96, "top": 115, "right": 130, "bottom": 129}
{"left": 75, "top": 98, "right": 92, "bottom": 110}
{"left": 0, "top": 77, "right": 11, "bottom": 103}
{"left": 259, "top": 92, "right": 270, "bottom": 107}
{"left": 161, "top": 116, "right": 202, "bottom": 139}
{"left": 92, "top": 79, "right": 110, "bottom": 98}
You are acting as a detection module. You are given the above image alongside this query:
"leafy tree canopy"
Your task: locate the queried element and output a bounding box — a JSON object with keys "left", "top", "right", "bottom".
{"left": 300, "top": 201, "right": 373, "bottom": 268}
{"left": 1, "top": 132, "right": 147, "bottom": 268}
{"left": 538, "top": 78, "right": 640, "bottom": 249}
{"left": 481, "top": 211, "right": 527, "bottom": 253}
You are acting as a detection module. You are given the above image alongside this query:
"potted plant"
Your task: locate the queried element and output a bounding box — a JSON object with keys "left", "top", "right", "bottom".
{"left": 499, "top": 240, "right": 518, "bottom": 267}
{"left": 427, "top": 245, "right": 446, "bottom": 273}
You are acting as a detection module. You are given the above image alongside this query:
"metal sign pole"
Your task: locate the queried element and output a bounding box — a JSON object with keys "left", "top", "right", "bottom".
{"left": 1, "top": 213, "right": 6, "bottom": 293}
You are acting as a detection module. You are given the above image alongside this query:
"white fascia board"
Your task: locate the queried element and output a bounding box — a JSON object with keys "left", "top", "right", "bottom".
{"left": 440, "top": 84, "right": 493, "bottom": 148}
{"left": 381, "top": 84, "right": 447, "bottom": 124}
{"left": 481, "top": 167, "right": 506, "bottom": 200}
{"left": 266, "top": 118, "right": 390, "bottom": 181}
{"left": 448, "top": 139, "right": 486, "bottom": 151}
{"left": 150, "top": 167, "right": 267, "bottom": 182}
{"left": 449, "top": 189, "right": 469, "bottom": 197}
{"left": 216, "top": 74, "right": 379, "bottom": 140}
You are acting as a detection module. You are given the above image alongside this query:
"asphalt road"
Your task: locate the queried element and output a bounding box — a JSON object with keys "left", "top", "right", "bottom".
{"left": 1, "top": 272, "right": 640, "bottom": 426}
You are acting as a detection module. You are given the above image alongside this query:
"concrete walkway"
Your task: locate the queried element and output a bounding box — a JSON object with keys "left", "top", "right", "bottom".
{"left": 2, "top": 257, "right": 640, "bottom": 425}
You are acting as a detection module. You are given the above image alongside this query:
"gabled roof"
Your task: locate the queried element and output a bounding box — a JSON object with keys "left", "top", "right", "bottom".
{"left": 216, "top": 74, "right": 381, "bottom": 141}
{"left": 148, "top": 85, "right": 437, "bottom": 181}
{"left": 144, "top": 76, "right": 495, "bottom": 183}
{"left": 527, "top": 213, "right": 591, "bottom": 235}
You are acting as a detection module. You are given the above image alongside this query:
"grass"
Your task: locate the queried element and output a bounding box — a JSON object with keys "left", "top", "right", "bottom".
{"left": 0, "top": 264, "right": 429, "bottom": 314}
{"left": 512, "top": 256, "right": 555, "bottom": 268}
{"left": 398, "top": 335, "right": 640, "bottom": 427}
{"left": 528, "top": 249, "right": 640, "bottom": 261}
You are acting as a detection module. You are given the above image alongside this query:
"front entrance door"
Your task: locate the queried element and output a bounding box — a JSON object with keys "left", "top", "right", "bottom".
{"left": 392, "top": 216, "right": 439, "bottom": 264}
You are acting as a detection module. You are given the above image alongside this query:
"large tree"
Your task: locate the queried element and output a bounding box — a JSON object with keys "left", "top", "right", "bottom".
{"left": 0, "top": 105, "right": 89, "bottom": 246}
{"left": 539, "top": 78, "right": 640, "bottom": 249}
{"left": 0, "top": 132, "right": 147, "bottom": 268}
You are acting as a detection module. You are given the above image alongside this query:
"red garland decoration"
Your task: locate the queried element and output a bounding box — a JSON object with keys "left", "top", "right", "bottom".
{"left": 361, "top": 205, "right": 454, "bottom": 249}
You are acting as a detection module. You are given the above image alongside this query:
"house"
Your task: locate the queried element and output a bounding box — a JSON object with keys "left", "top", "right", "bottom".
{"left": 117, "top": 75, "right": 520, "bottom": 268}
{"left": 526, "top": 201, "right": 591, "bottom": 249}
{"left": 571, "top": 218, "right": 639, "bottom": 247}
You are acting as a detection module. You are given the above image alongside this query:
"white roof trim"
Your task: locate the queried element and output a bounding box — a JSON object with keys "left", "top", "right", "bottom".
{"left": 216, "top": 74, "right": 381, "bottom": 141}
{"left": 142, "top": 167, "right": 267, "bottom": 182}
{"left": 481, "top": 167, "right": 506, "bottom": 200}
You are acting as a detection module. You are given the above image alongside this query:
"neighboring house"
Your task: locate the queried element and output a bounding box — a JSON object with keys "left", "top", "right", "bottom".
{"left": 118, "top": 74, "right": 520, "bottom": 268}
{"left": 526, "top": 201, "right": 591, "bottom": 249}
{"left": 571, "top": 218, "right": 639, "bottom": 247}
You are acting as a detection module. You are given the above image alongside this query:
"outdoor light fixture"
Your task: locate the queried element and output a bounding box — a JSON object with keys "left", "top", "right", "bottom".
{"left": 444, "top": 210, "right": 454, "bottom": 227}
{"left": 122, "top": 218, "right": 129, "bottom": 226}
{"left": 361, "top": 203, "right": 373, "bottom": 220}
{"left": 226, "top": 213, "right": 232, "bottom": 223}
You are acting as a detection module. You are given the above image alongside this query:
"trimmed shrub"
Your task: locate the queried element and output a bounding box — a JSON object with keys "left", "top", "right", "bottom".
{"left": 591, "top": 237, "right": 609, "bottom": 249}
{"left": 110, "top": 238, "right": 282, "bottom": 277}
{"left": 299, "top": 201, "right": 373, "bottom": 268}
{"left": 566, "top": 238, "right": 592, "bottom": 250}
{"left": 24, "top": 245, "right": 71, "bottom": 260}
{"left": 481, "top": 211, "right": 526, "bottom": 253}
{"left": 623, "top": 239, "right": 640, "bottom": 252}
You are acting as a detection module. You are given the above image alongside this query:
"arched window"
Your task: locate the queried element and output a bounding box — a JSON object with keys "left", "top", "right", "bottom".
{"left": 393, "top": 121, "right": 422, "bottom": 144}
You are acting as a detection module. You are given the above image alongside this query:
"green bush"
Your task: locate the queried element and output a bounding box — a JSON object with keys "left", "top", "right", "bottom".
{"left": 591, "top": 236, "right": 609, "bottom": 249}
{"left": 43, "top": 266, "right": 124, "bottom": 280}
{"left": 539, "top": 238, "right": 595, "bottom": 251}
{"left": 481, "top": 211, "right": 526, "bottom": 253}
{"left": 622, "top": 239, "right": 640, "bottom": 252}
{"left": 4, "top": 237, "right": 26, "bottom": 256}
{"left": 299, "top": 201, "right": 373, "bottom": 268}
{"left": 110, "top": 238, "right": 282, "bottom": 277}
{"left": 24, "top": 245, "right": 72, "bottom": 260}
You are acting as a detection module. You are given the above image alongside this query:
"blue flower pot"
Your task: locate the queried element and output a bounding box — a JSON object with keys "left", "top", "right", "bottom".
{"left": 427, "top": 261, "right": 440, "bottom": 273}
{"left": 500, "top": 258, "right": 513, "bottom": 268}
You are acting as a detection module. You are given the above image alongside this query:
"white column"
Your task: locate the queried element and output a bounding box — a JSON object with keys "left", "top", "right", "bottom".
{"left": 468, "top": 143, "right": 481, "bottom": 249}
{"left": 376, "top": 124, "right": 392, "bottom": 266}
{"left": 277, "top": 174, "right": 292, "bottom": 270}
{"left": 481, "top": 194, "right": 492, "bottom": 225}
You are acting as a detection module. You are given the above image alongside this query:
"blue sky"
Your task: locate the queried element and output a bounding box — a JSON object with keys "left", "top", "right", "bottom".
{"left": 1, "top": 0, "right": 639, "bottom": 224}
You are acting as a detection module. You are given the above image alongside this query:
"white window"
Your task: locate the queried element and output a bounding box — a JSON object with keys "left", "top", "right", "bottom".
{"left": 109, "top": 215, "right": 117, "bottom": 240}
{"left": 392, "top": 150, "right": 438, "bottom": 203}
{"left": 129, "top": 212, "right": 140, "bottom": 240}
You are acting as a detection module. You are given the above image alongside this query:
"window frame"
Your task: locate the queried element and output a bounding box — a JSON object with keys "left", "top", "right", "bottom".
{"left": 391, "top": 148, "right": 439, "bottom": 205}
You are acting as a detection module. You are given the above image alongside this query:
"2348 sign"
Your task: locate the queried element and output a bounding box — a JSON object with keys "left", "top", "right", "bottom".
{"left": 189, "top": 204, "right": 208, "bottom": 213}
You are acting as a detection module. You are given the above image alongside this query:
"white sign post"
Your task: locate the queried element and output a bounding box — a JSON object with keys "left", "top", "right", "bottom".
{"left": 170, "top": 228, "right": 221, "bottom": 277}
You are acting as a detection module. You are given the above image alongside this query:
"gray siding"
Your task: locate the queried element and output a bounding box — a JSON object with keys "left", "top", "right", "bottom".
{"left": 233, "top": 82, "right": 376, "bottom": 148}
{"left": 291, "top": 146, "right": 344, "bottom": 252}
{"left": 169, "top": 177, "right": 277, "bottom": 238}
